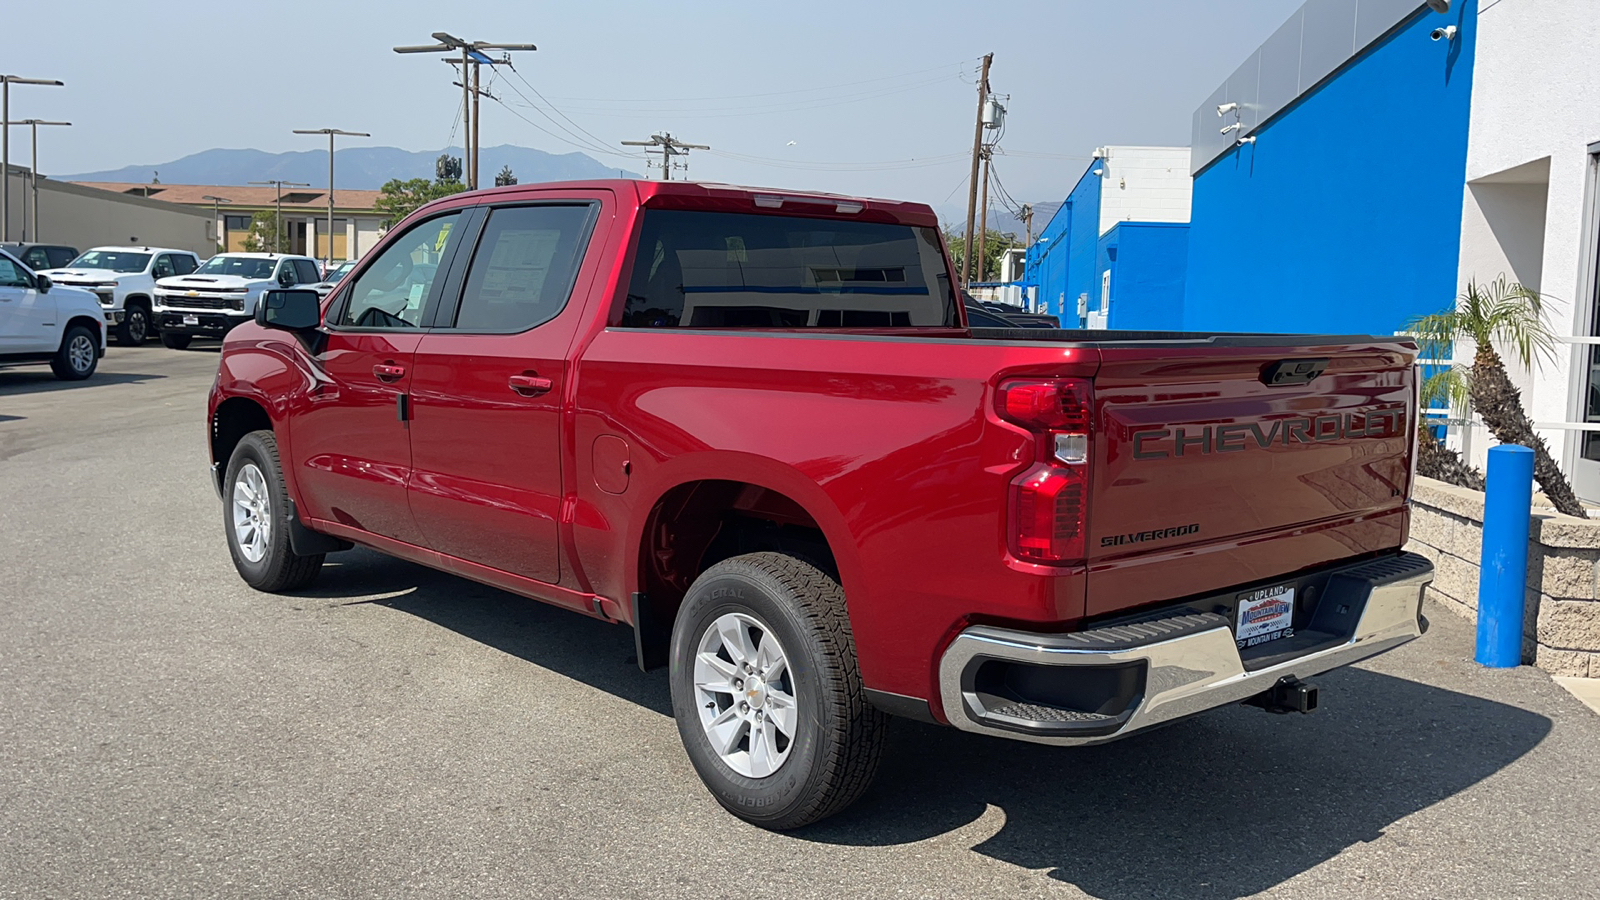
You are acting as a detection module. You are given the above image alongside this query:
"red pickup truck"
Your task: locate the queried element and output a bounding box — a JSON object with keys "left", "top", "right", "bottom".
{"left": 208, "top": 179, "right": 1433, "bottom": 829}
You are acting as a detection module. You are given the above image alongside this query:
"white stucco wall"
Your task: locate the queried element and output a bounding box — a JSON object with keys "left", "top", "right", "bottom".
{"left": 4, "top": 169, "right": 213, "bottom": 257}
{"left": 1454, "top": 0, "right": 1600, "bottom": 482}
{"left": 1096, "top": 146, "right": 1192, "bottom": 233}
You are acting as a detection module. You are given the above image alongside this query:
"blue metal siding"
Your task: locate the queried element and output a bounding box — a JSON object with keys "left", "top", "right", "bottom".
{"left": 1098, "top": 223, "right": 1190, "bottom": 330}
{"left": 1025, "top": 161, "right": 1101, "bottom": 323}
{"left": 1182, "top": 3, "right": 1476, "bottom": 334}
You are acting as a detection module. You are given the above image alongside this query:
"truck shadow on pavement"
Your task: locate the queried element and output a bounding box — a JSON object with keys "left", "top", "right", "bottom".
{"left": 0, "top": 370, "right": 166, "bottom": 396}
{"left": 304, "top": 550, "right": 1551, "bottom": 899}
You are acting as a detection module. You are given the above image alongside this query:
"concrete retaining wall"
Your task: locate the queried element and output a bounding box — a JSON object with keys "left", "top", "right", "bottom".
{"left": 1406, "top": 476, "right": 1600, "bottom": 676}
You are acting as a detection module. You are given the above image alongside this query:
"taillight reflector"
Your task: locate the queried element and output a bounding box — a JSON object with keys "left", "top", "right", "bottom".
{"left": 1011, "top": 463, "right": 1087, "bottom": 563}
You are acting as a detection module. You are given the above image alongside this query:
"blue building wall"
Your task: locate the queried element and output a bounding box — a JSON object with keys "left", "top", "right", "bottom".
{"left": 1025, "top": 161, "right": 1101, "bottom": 323}
{"left": 1097, "top": 223, "right": 1190, "bottom": 330}
{"left": 1182, "top": 3, "right": 1477, "bottom": 334}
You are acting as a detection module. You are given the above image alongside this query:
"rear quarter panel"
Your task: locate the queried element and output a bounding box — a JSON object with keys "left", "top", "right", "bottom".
{"left": 572, "top": 330, "right": 1099, "bottom": 700}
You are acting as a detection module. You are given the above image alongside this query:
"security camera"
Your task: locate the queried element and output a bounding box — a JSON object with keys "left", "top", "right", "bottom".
{"left": 1430, "top": 25, "right": 1458, "bottom": 41}
{"left": 1425, "top": 0, "right": 1450, "bottom": 11}
{"left": 1216, "top": 102, "right": 1239, "bottom": 117}
{"left": 1220, "top": 121, "right": 1243, "bottom": 135}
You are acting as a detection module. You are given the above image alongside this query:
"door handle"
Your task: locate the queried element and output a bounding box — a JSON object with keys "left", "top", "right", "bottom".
{"left": 373, "top": 363, "right": 406, "bottom": 382}
{"left": 508, "top": 374, "right": 553, "bottom": 396}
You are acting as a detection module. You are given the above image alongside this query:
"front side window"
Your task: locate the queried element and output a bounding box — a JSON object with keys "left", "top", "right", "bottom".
{"left": 152, "top": 255, "right": 176, "bottom": 278}
{"left": 620, "top": 209, "right": 956, "bottom": 328}
{"left": 451, "top": 205, "right": 593, "bottom": 332}
{"left": 67, "top": 250, "right": 151, "bottom": 273}
{"left": 338, "top": 212, "right": 464, "bottom": 329}
{"left": 0, "top": 256, "right": 30, "bottom": 287}
{"left": 21, "top": 248, "right": 48, "bottom": 270}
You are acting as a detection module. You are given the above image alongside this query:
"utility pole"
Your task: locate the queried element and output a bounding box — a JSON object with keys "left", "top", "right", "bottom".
{"left": 294, "top": 128, "right": 370, "bottom": 269}
{"left": 395, "top": 34, "right": 536, "bottom": 191}
{"left": 976, "top": 146, "right": 992, "bottom": 283}
{"left": 1022, "top": 203, "right": 1033, "bottom": 245}
{"left": 1, "top": 74, "right": 63, "bottom": 242}
{"left": 445, "top": 60, "right": 501, "bottom": 190}
{"left": 202, "top": 194, "right": 232, "bottom": 251}
{"left": 961, "top": 53, "right": 992, "bottom": 289}
{"left": 620, "top": 133, "right": 710, "bottom": 180}
{"left": 248, "top": 180, "right": 310, "bottom": 253}
{"left": 7, "top": 119, "right": 69, "bottom": 241}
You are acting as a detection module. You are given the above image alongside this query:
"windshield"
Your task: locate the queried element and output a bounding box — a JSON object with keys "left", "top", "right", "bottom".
{"left": 330, "top": 261, "right": 357, "bottom": 281}
{"left": 194, "top": 256, "right": 277, "bottom": 280}
{"left": 66, "top": 250, "right": 150, "bottom": 273}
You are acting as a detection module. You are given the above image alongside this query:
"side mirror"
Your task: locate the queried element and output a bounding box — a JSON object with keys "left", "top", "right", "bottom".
{"left": 36, "top": 274, "right": 51, "bottom": 294}
{"left": 257, "top": 289, "right": 322, "bottom": 332}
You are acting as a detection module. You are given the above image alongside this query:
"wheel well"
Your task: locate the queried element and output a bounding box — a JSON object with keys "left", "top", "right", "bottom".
{"left": 212, "top": 397, "right": 272, "bottom": 472}
{"left": 635, "top": 480, "right": 836, "bottom": 666}
{"left": 63, "top": 315, "right": 103, "bottom": 340}
{"left": 125, "top": 294, "right": 151, "bottom": 308}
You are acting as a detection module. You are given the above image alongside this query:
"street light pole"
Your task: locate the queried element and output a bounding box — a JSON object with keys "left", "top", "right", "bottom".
{"left": 9, "top": 119, "right": 70, "bottom": 241}
{"left": 293, "top": 128, "right": 370, "bottom": 270}
{"left": 0, "top": 75, "right": 64, "bottom": 242}
{"left": 202, "top": 195, "right": 232, "bottom": 252}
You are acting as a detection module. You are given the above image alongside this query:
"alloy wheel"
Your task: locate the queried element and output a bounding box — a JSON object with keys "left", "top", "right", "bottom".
{"left": 67, "top": 334, "right": 95, "bottom": 374}
{"left": 693, "top": 612, "right": 799, "bottom": 778}
{"left": 231, "top": 463, "right": 272, "bottom": 563}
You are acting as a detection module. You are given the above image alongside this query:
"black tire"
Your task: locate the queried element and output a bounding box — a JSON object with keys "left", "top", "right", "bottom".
{"left": 223, "top": 430, "right": 324, "bottom": 592}
{"left": 49, "top": 324, "right": 99, "bottom": 381}
{"left": 160, "top": 332, "right": 192, "bottom": 350}
{"left": 117, "top": 303, "right": 150, "bottom": 345}
{"left": 670, "top": 552, "right": 887, "bottom": 830}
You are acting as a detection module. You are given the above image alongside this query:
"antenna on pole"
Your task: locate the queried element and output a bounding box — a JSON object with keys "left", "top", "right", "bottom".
{"left": 619, "top": 133, "right": 710, "bottom": 181}
{"left": 395, "top": 33, "right": 536, "bottom": 190}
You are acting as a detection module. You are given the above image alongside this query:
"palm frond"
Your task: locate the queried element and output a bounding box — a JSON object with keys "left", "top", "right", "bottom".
{"left": 1420, "top": 365, "right": 1473, "bottom": 413}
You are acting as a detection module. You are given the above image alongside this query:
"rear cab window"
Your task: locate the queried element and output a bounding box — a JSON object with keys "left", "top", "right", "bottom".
{"left": 620, "top": 210, "right": 956, "bottom": 328}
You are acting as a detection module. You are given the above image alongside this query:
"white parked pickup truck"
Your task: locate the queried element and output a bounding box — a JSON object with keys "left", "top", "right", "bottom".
{"left": 38, "top": 246, "right": 201, "bottom": 346}
{"left": 0, "top": 247, "right": 107, "bottom": 380}
{"left": 152, "top": 253, "right": 322, "bottom": 350}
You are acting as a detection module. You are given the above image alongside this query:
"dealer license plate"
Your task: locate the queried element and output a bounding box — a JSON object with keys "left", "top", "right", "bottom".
{"left": 1236, "top": 585, "right": 1295, "bottom": 649}
{"left": 182, "top": 315, "right": 199, "bottom": 326}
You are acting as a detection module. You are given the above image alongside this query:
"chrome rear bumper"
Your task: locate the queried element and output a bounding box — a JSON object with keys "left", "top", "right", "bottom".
{"left": 937, "top": 553, "right": 1433, "bottom": 746}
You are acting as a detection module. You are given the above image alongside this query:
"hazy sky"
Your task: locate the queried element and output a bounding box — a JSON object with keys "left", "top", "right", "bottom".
{"left": 7, "top": 0, "right": 1294, "bottom": 209}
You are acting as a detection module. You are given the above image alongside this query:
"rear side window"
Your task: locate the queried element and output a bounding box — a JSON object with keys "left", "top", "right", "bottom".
{"left": 620, "top": 210, "right": 956, "bottom": 328}
{"left": 21, "top": 247, "right": 48, "bottom": 270}
{"left": 451, "top": 204, "right": 594, "bottom": 332}
{"left": 173, "top": 254, "right": 198, "bottom": 275}
{"left": 294, "top": 259, "right": 320, "bottom": 284}
{"left": 48, "top": 248, "right": 76, "bottom": 268}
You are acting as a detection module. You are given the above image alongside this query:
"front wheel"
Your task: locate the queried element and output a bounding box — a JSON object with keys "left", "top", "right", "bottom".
{"left": 160, "top": 332, "right": 192, "bottom": 350}
{"left": 49, "top": 325, "right": 98, "bottom": 380}
{"left": 117, "top": 304, "right": 150, "bottom": 345}
{"left": 670, "top": 552, "right": 887, "bottom": 830}
{"left": 224, "top": 430, "right": 324, "bottom": 591}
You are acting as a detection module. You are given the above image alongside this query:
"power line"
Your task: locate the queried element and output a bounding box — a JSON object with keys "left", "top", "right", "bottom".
{"left": 543, "top": 59, "right": 973, "bottom": 103}
{"left": 485, "top": 92, "right": 645, "bottom": 161}
{"left": 704, "top": 149, "right": 967, "bottom": 172}
{"left": 496, "top": 64, "right": 633, "bottom": 159}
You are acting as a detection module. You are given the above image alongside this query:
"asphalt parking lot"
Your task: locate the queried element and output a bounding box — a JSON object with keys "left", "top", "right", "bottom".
{"left": 3, "top": 345, "right": 1600, "bottom": 900}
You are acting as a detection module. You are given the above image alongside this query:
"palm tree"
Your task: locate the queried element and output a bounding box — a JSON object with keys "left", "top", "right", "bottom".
{"left": 1408, "top": 276, "right": 1587, "bottom": 518}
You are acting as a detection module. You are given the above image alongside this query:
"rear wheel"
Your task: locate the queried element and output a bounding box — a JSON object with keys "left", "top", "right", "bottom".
{"left": 224, "top": 430, "right": 324, "bottom": 591}
{"left": 670, "top": 552, "right": 887, "bottom": 830}
{"left": 160, "top": 332, "right": 192, "bottom": 350}
{"left": 117, "top": 303, "right": 150, "bottom": 345}
{"left": 49, "top": 325, "right": 98, "bottom": 381}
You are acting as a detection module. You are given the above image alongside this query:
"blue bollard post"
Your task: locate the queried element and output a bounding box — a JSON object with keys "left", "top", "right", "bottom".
{"left": 1476, "top": 444, "right": 1535, "bottom": 667}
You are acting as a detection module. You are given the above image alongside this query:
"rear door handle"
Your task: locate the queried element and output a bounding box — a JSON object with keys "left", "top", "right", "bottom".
{"left": 373, "top": 363, "right": 406, "bottom": 382}
{"left": 508, "top": 374, "right": 553, "bottom": 396}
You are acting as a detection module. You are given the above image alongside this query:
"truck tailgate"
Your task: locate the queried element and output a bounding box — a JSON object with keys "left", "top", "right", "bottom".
{"left": 1086, "top": 338, "right": 1415, "bottom": 617}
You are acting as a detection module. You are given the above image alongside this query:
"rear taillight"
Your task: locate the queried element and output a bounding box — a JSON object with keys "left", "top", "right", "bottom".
{"left": 998, "top": 378, "right": 1092, "bottom": 564}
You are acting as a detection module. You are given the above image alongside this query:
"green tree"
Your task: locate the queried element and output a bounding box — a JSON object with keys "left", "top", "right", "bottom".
{"left": 944, "top": 226, "right": 1021, "bottom": 284}
{"left": 375, "top": 177, "right": 465, "bottom": 227}
{"left": 494, "top": 165, "right": 518, "bottom": 187}
{"left": 1408, "top": 276, "right": 1587, "bottom": 518}
{"left": 241, "top": 209, "right": 289, "bottom": 254}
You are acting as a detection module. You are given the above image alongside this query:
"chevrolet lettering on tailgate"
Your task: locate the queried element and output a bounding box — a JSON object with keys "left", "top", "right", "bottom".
{"left": 1130, "top": 406, "right": 1407, "bottom": 460}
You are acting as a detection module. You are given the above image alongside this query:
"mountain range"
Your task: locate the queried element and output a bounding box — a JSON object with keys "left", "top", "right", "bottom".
{"left": 64, "top": 145, "right": 640, "bottom": 190}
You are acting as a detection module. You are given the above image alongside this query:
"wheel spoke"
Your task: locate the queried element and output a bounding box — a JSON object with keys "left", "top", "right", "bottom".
{"left": 765, "top": 690, "right": 798, "bottom": 738}
{"left": 716, "top": 617, "right": 756, "bottom": 666}
{"left": 748, "top": 718, "right": 779, "bottom": 777}
{"left": 757, "top": 632, "right": 787, "bottom": 683}
{"left": 706, "top": 705, "right": 747, "bottom": 756}
{"left": 694, "top": 652, "right": 739, "bottom": 694}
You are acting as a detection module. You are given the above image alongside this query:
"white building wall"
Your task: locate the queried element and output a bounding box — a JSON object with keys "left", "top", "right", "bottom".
{"left": 355, "top": 217, "right": 385, "bottom": 259}
{"left": 1096, "top": 146, "right": 1192, "bottom": 234}
{"left": 1455, "top": 0, "right": 1600, "bottom": 482}
{"left": 4, "top": 169, "right": 213, "bottom": 257}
